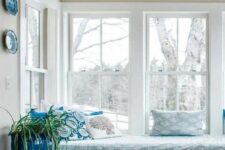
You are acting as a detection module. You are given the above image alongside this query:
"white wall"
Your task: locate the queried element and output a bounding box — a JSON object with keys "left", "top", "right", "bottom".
{"left": 61, "top": 2, "right": 225, "bottom": 136}
{"left": 0, "top": 0, "right": 20, "bottom": 149}
{"left": 0, "top": 0, "right": 60, "bottom": 149}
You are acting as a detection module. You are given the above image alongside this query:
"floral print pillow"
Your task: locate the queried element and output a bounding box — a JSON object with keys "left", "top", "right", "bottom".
{"left": 86, "top": 115, "right": 122, "bottom": 139}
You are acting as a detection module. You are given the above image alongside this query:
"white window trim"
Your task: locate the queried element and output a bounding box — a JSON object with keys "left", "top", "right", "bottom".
{"left": 26, "top": 1, "right": 47, "bottom": 110}
{"left": 145, "top": 13, "right": 209, "bottom": 134}
{"left": 20, "top": 0, "right": 61, "bottom": 115}
{"left": 25, "top": 67, "right": 47, "bottom": 73}
{"left": 61, "top": 3, "right": 225, "bottom": 136}
{"left": 20, "top": 0, "right": 48, "bottom": 114}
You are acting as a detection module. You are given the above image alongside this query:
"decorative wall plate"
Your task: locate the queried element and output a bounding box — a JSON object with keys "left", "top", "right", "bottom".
{"left": 4, "top": 0, "right": 18, "bottom": 16}
{"left": 4, "top": 30, "right": 18, "bottom": 54}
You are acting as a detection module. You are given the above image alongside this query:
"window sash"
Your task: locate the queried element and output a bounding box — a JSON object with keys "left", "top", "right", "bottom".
{"left": 30, "top": 72, "right": 45, "bottom": 108}
{"left": 25, "top": 2, "right": 45, "bottom": 70}
{"left": 147, "top": 71, "right": 207, "bottom": 75}
{"left": 145, "top": 14, "right": 208, "bottom": 73}
{"left": 25, "top": 71, "right": 45, "bottom": 111}
{"left": 69, "top": 15, "right": 129, "bottom": 73}
{"left": 68, "top": 71, "right": 129, "bottom": 130}
{"left": 24, "top": 1, "right": 47, "bottom": 111}
{"left": 70, "top": 13, "right": 130, "bottom": 19}
{"left": 68, "top": 15, "right": 129, "bottom": 129}
{"left": 146, "top": 12, "right": 207, "bottom": 18}
{"left": 145, "top": 14, "right": 209, "bottom": 133}
{"left": 68, "top": 71, "right": 128, "bottom": 106}
{"left": 68, "top": 15, "right": 130, "bottom": 113}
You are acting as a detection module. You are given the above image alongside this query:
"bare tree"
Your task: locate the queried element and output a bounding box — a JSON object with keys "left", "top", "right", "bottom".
{"left": 72, "top": 19, "right": 89, "bottom": 55}
{"left": 153, "top": 18, "right": 177, "bottom": 110}
{"left": 180, "top": 18, "right": 206, "bottom": 110}
{"left": 151, "top": 18, "right": 206, "bottom": 111}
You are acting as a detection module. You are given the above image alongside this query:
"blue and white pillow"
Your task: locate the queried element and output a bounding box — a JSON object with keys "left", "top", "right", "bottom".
{"left": 57, "top": 111, "right": 91, "bottom": 141}
{"left": 151, "top": 110, "right": 204, "bottom": 136}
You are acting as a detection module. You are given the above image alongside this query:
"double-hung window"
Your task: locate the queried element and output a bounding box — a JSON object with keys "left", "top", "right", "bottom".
{"left": 69, "top": 14, "right": 129, "bottom": 130}
{"left": 146, "top": 14, "right": 208, "bottom": 131}
{"left": 25, "top": 1, "right": 47, "bottom": 111}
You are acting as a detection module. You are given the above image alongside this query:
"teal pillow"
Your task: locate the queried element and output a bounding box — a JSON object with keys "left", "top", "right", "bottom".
{"left": 85, "top": 111, "right": 103, "bottom": 116}
{"left": 57, "top": 110, "right": 91, "bottom": 141}
{"left": 30, "top": 109, "right": 47, "bottom": 119}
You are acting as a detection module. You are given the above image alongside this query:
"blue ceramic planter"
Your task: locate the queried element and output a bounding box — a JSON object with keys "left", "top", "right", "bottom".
{"left": 11, "top": 135, "right": 51, "bottom": 150}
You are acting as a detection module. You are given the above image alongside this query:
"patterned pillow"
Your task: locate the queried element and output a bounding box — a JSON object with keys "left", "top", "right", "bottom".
{"left": 151, "top": 110, "right": 204, "bottom": 136}
{"left": 57, "top": 110, "right": 91, "bottom": 141}
{"left": 86, "top": 115, "right": 122, "bottom": 139}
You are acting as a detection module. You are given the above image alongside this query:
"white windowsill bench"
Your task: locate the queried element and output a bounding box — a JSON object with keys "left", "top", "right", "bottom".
{"left": 60, "top": 135, "right": 225, "bottom": 150}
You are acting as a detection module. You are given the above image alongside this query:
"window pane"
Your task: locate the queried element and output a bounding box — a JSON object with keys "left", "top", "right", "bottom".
{"left": 149, "top": 18, "right": 177, "bottom": 72}
{"left": 102, "top": 18, "right": 129, "bottom": 72}
{"left": 72, "top": 19, "right": 101, "bottom": 72}
{"left": 101, "top": 75, "right": 128, "bottom": 130}
{"left": 31, "top": 73, "right": 44, "bottom": 108}
{"left": 71, "top": 73, "right": 100, "bottom": 110}
{"left": 178, "top": 75, "right": 206, "bottom": 111}
{"left": 26, "top": 7, "right": 40, "bottom": 68}
{"left": 101, "top": 75, "right": 128, "bottom": 115}
{"left": 70, "top": 16, "right": 130, "bottom": 131}
{"left": 178, "top": 18, "right": 207, "bottom": 72}
{"left": 117, "top": 122, "right": 129, "bottom": 130}
{"left": 147, "top": 16, "right": 207, "bottom": 131}
{"left": 149, "top": 75, "right": 177, "bottom": 110}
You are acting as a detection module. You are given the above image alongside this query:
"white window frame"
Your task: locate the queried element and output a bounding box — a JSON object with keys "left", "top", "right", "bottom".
{"left": 68, "top": 13, "right": 130, "bottom": 130}
{"left": 61, "top": 3, "right": 225, "bottom": 136}
{"left": 145, "top": 13, "right": 209, "bottom": 133}
{"left": 24, "top": 0, "right": 47, "bottom": 111}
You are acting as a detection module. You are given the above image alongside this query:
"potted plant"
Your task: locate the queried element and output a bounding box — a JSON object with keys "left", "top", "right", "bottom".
{"left": 9, "top": 106, "right": 67, "bottom": 150}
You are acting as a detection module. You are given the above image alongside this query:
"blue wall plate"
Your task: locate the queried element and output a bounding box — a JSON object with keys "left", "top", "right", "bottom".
{"left": 5, "top": 0, "right": 18, "bottom": 16}
{"left": 4, "top": 30, "right": 18, "bottom": 54}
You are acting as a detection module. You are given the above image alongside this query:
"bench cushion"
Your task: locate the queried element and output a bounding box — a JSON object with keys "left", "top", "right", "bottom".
{"left": 60, "top": 135, "right": 225, "bottom": 150}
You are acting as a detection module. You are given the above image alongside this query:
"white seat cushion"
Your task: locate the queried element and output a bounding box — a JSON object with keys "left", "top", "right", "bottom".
{"left": 60, "top": 135, "right": 225, "bottom": 150}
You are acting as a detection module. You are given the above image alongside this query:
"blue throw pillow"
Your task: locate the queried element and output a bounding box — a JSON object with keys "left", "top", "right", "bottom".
{"left": 85, "top": 111, "right": 104, "bottom": 116}
{"left": 57, "top": 110, "right": 91, "bottom": 141}
{"left": 30, "top": 110, "right": 48, "bottom": 119}
{"left": 151, "top": 110, "right": 204, "bottom": 136}
{"left": 30, "top": 106, "right": 64, "bottom": 119}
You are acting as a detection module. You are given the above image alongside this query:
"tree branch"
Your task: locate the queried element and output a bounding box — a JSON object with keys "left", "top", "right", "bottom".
{"left": 155, "top": 18, "right": 177, "bottom": 70}
{"left": 76, "top": 35, "right": 128, "bottom": 53}
{"left": 183, "top": 18, "right": 206, "bottom": 70}
{"left": 83, "top": 23, "right": 124, "bottom": 35}
{"left": 73, "top": 19, "right": 89, "bottom": 55}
